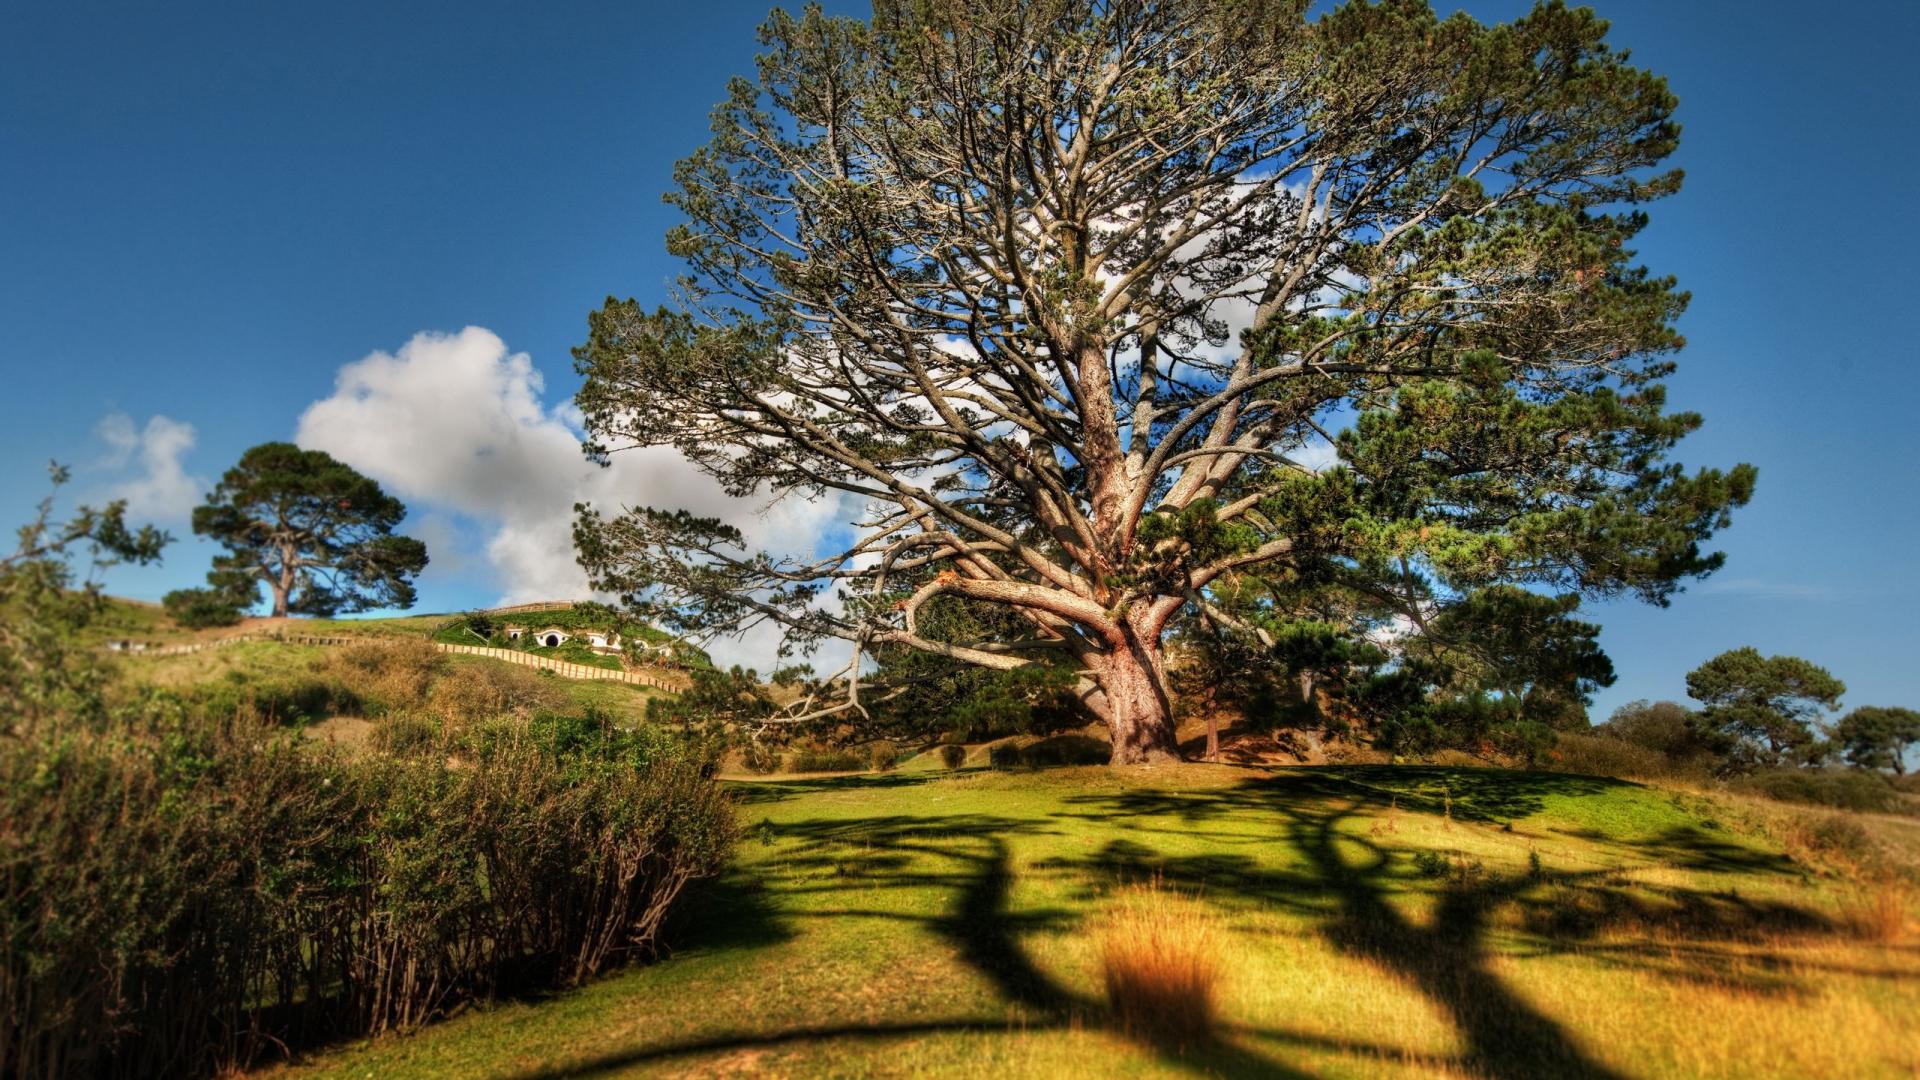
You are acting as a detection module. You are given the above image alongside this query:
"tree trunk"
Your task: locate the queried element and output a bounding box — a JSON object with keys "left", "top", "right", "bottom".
{"left": 272, "top": 541, "right": 296, "bottom": 618}
{"left": 1099, "top": 637, "right": 1181, "bottom": 765}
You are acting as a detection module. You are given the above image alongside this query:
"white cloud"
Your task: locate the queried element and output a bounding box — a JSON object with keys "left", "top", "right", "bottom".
{"left": 93, "top": 412, "right": 205, "bottom": 522}
{"left": 294, "top": 327, "right": 855, "bottom": 669}
{"left": 1696, "top": 577, "right": 1838, "bottom": 601}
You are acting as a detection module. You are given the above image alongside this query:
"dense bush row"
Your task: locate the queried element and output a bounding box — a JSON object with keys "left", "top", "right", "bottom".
{"left": 1726, "top": 768, "right": 1907, "bottom": 814}
{"left": 737, "top": 741, "right": 898, "bottom": 774}
{"left": 1545, "top": 700, "right": 1916, "bottom": 815}
{"left": 0, "top": 697, "right": 735, "bottom": 1078}
{"left": 988, "top": 734, "right": 1111, "bottom": 769}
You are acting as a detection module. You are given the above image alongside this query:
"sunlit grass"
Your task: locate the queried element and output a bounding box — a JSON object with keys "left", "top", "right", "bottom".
{"left": 263, "top": 766, "right": 1920, "bottom": 1079}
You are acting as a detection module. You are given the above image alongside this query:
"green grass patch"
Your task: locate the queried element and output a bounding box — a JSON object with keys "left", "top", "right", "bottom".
{"left": 269, "top": 765, "right": 1920, "bottom": 1080}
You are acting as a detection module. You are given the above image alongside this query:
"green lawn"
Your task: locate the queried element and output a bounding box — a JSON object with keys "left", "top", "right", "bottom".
{"left": 267, "top": 765, "right": 1920, "bottom": 1079}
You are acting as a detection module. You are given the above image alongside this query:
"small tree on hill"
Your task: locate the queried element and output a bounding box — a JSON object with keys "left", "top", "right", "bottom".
{"left": 169, "top": 442, "right": 428, "bottom": 620}
{"left": 1685, "top": 647, "right": 1844, "bottom": 765}
{"left": 1833, "top": 706, "right": 1920, "bottom": 775}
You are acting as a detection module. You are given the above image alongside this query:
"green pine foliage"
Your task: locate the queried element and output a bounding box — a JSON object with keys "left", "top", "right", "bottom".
{"left": 184, "top": 442, "right": 429, "bottom": 620}
{"left": 1687, "top": 647, "right": 1846, "bottom": 766}
{"left": 1834, "top": 706, "right": 1920, "bottom": 775}
{"left": 569, "top": 0, "right": 1755, "bottom": 761}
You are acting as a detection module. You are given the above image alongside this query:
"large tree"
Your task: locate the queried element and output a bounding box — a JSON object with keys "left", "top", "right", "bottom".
{"left": 1685, "top": 647, "right": 1845, "bottom": 764}
{"left": 175, "top": 442, "right": 428, "bottom": 619}
{"left": 572, "top": 0, "right": 1753, "bottom": 763}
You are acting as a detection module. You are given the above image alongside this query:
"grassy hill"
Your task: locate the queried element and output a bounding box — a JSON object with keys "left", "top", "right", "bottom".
{"left": 78, "top": 593, "right": 455, "bottom": 647}
{"left": 108, "top": 629, "right": 671, "bottom": 726}
{"left": 266, "top": 765, "right": 1920, "bottom": 1079}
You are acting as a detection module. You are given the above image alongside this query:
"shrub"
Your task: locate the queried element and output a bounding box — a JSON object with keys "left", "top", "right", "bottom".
{"left": 988, "top": 741, "right": 1024, "bottom": 769}
{"left": 740, "top": 741, "right": 783, "bottom": 774}
{"left": 1099, "top": 879, "right": 1221, "bottom": 1049}
{"left": 939, "top": 743, "right": 967, "bottom": 770}
{"left": 786, "top": 747, "right": 866, "bottom": 773}
{"left": 161, "top": 586, "right": 244, "bottom": 628}
{"left": 328, "top": 638, "right": 442, "bottom": 714}
{"left": 1728, "top": 768, "right": 1903, "bottom": 814}
{"left": 1598, "top": 700, "right": 1714, "bottom": 758}
{"left": 1546, "top": 731, "right": 1678, "bottom": 780}
{"left": 1018, "top": 734, "right": 1110, "bottom": 767}
{"left": 0, "top": 704, "right": 735, "bottom": 1078}
{"left": 867, "top": 740, "right": 899, "bottom": 772}
{"left": 426, "top": 659, "right": 563, "bottom": 727}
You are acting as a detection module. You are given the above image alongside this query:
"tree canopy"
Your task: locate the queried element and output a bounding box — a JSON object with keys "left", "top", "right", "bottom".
{"left": 1833, "top": 706, "right": 1920, "bottom": 776}
{"left": 1685, "top": 647, "right": 1844, "bottom": 765}
{"left": 168, "top": 442, "right": 427, "bottom": 620}
{"left": 572, "top": 0, "right": 1754, "bottom": 763}
{"left": 1402, "top": 585, "right": 1614, "bottom": 730}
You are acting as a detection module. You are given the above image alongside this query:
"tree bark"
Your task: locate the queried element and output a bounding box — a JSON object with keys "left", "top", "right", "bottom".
{"left": 1099, "top": 634, "right": 1181, "bottom": 765}
{"left": 272, "top": 544, "right": 295, "bottom": 618}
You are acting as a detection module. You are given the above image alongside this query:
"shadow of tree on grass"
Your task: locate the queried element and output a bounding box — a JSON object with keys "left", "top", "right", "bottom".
{"left": 512, "top": 767, "right": 1838, "bottom": 1080}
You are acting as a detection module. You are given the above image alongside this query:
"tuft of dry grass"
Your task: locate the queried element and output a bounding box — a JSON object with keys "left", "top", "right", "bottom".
{"left": 1098, "top": 878, "right": 1222, "bottom": 1050}
{"left": 1843, "top": 877, "right": 1914, "bottom": 943}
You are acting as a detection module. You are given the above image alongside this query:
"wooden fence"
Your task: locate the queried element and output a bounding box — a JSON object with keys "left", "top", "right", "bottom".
{"left": 475, "top": 601, "right": 579, "bottom": 616}
{"left": 106, "top": 634, "right": 685, "bottom": 691}
{"left": 434, "top": 643, "right": 684, "bottom": 690}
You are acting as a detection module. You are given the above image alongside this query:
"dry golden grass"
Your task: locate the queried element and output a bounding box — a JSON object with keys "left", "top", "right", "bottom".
{"left": 425, "top": 656, "right": 564, "bottom": 727}
{"left": 1098, "top": 877, "right": 1221, "bottom": 1049}
{"left": 326, "top": 637, "right": 442, "bottom": 712}
{"left": 1843, "top": 877, "right": 1915, "bottom": 943}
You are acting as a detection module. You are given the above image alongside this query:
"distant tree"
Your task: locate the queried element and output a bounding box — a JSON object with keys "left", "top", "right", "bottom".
{"left": 1685, "top": 648, "right": 1844, "bottom": 764}
{"left": 176, "top": 442, "right": 428, "bottom": 619}
{"left": 572, "top": 0, "right": 1754, "bottom": 763}
{"left": 1833, "top": 706, "right": 1920, "bottom": 775}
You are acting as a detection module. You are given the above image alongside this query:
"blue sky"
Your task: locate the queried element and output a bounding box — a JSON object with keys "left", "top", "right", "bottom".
{"left": 3, "top": 1, "right": 1916, "bottom": 718}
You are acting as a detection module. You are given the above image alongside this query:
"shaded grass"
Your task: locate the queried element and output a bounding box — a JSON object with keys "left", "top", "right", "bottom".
{"left": 263, "top": 766, "right": 1920, "bottom": 1079}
